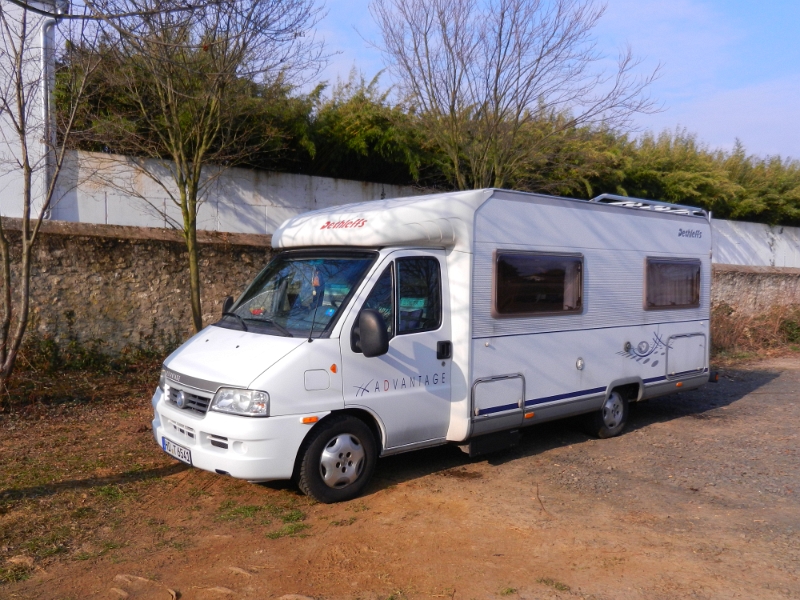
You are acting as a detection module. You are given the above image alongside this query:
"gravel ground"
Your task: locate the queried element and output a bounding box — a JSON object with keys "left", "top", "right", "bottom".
{"left": 3, "top": 355, "right": 799, "bottom": 599}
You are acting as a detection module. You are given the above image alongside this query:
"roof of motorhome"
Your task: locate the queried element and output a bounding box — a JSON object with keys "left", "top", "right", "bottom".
{"left": 271, "top": 188, "right": 707, "bottom": 251}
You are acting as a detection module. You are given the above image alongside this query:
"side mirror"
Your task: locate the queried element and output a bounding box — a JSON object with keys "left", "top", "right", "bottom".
{"left": 221, "top": 296, "right": 234, "bottom": 316}
{"left": 358, "top": 309, "right": 389, "bottom": 358}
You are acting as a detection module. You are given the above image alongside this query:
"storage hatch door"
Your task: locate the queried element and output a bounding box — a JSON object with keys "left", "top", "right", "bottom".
{"left": 472, "top": 374, "right": 525, "bottom": 418}
{"left": 666, "top": 333, "right": 706, "bottom": 378}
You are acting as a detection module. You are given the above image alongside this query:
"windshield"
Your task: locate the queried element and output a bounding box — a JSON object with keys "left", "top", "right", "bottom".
{"left": 216, "top": 251, "right": 377, "bottom": 337}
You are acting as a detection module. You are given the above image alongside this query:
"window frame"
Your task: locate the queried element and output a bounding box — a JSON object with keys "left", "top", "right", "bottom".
{"left": 643, "top": 257, "right": 702, "bottom": 311}
{"left": 491, "top": 250, "right": 584, "bottom": 318}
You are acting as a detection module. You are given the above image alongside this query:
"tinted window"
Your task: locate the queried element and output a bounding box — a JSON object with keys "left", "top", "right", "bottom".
{"left": 397, "top": 257, "right": 442, "bottom": 333}
{"left": 495, "top": 253, "right": 582, "bottom": 315}
{"left": 361, "top": 265, "right": 394, "bottom": 338}
{"left": 646, "top": 259, "right": 700, "bottom": 309}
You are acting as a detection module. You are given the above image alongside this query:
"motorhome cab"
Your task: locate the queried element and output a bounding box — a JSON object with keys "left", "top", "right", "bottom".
{"left": 151, "top": 189, "right": 712, "bottom": 502}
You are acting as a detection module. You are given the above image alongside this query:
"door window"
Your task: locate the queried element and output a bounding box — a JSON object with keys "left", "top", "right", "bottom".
{"left": 354, "top": 256, "right": 442, "bottom": 351}
{"left": 361, "top": 264, "right": 394, "bottom": 338}
{"left": 397, "top": 257, "right": 442, "bottom": 334}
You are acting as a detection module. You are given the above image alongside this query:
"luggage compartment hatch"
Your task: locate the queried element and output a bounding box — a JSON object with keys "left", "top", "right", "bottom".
{"left": 666, "top": 333, "right": 706, "bottom": 378}
{"left": 472, "top": 374, "right": 524, "bottom": 417}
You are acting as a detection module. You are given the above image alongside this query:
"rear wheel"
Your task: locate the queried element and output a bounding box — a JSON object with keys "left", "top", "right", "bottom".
{"left": 588, "top": 390, "right": 629, "bottom": 439}
{"left": 297, "top": 415, "right": 377, "bottom": 503}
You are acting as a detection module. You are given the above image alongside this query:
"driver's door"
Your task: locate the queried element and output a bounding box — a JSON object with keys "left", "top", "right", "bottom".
{"left": 339, "top": 250, "right": 452, "bottom": 450}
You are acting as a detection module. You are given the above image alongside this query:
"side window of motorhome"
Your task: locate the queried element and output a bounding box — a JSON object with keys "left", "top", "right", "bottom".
{"left": 494, "top": 253, "right": 582, "bottom": 316}
{"left": 645, "top": 258, "right": 701, "bottom": 309}
{"left": 397, "top": 257, "right": 442, "bottom": 334}
{"left": 362, "top": 265, "right": 394, "bottom": 338}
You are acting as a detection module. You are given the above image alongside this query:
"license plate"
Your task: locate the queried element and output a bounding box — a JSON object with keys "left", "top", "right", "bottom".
{"left": 162, "top": 437, "right": 192, "bottom": 465}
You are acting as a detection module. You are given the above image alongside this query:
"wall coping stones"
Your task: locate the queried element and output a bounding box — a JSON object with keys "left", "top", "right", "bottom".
{"left": 713, "top": 263, "right": 800, "bottom": 276}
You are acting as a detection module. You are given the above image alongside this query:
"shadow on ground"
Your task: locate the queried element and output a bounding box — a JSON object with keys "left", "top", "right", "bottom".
{"left": 365, "top": 367, "right": 781, "bottom": 495}
{"left": 0, "top": 463, "right": 188, "bottom": 501}
{"left": 6, "top": 368, "right": 777, "bottom": 503}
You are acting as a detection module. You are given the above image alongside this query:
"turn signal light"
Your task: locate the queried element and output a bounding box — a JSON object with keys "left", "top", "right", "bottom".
{"left": 301, "top": 416, "right": 319, "bottom": 424}
{"left": 676, "top": 382, "right": 683, "bottom": 388}
{"left": 330, "top": 364, "right": 337, "bottom": 373}
{"left": 524, "top": 412, "right": 535, "bottom": 419}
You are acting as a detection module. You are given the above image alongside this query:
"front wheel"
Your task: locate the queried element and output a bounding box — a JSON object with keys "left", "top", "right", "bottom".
{"left": 297, "top": 415, "right": 377, "bottom": 503}
{"left": 588, "top": 390, "right": 629, "bottom": 439}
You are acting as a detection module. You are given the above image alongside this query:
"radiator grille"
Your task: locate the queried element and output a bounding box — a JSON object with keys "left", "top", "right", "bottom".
{"left": 166, "top": 385, "right": 212, "bottom": 415}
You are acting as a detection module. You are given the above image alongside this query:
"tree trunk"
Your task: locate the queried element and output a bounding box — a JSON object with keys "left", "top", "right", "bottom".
{"left": 184, "top": 222, "right": 203, "bottom": 333}
{"left": 0, "top": 165, "right": 33, "bottom": 396}
{"left": 0, "top": 223, "right": 11, "bottom": 371}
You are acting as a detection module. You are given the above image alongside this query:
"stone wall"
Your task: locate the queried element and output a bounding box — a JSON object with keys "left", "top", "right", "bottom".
{"left": 5, "top": 219, "right": 273, "bottom": 354}
{"left": 711, "top": 264, "right": 800, "bottom": 315}
{"left": 3, "top": 220, "right": 799, "bottom": 356}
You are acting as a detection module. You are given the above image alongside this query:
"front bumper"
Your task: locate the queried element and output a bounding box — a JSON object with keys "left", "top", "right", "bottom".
{"left": 151, "top": 388, "right": 327, "bottom": 481}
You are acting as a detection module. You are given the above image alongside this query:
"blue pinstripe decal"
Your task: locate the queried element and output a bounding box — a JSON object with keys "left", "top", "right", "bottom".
{"left": 476, "top": 402, "right": 521, "bottom": 416}
{"left": 524, "top": 386, "right": 606, "bottom": 407}
{"left": 481, "top": 367, "right": 711, "bottom": 415}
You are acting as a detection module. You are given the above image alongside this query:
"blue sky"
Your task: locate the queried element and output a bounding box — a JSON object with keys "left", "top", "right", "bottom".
{"left": 314, "top": 0, "right": 800, "bottom": 160}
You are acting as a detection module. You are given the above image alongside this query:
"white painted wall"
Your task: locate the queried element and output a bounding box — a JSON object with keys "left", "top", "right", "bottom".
{"left": 48, "top": 151, "right": 419, "bottom": 234}
{"left": 6, "top": 146, "right": 800, "bottom": 268}
{"left": 0, "top": 1, "right": 51, "bottom": 220}
{"left": 711, "top": 219, "right": 800, "bottom": 268}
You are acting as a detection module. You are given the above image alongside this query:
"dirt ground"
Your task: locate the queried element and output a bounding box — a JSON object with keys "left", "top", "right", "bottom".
{"left": 2, "top": 356, "right": 799, "bottom": 600}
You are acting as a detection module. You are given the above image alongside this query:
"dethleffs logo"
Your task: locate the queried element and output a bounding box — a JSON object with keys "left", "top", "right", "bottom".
{"left": 678, "top": 228, "right": 702, "bottom": 239}
{"left": 320, "top": 218, "right": 367, "bottom": 230}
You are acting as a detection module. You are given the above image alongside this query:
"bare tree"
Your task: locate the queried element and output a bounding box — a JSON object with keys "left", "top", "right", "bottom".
{"left": 371, "top": 0, "right": 660, "bottom": 190}
{"left": 0, "top": 1, "right": 101, "bottom": 393}
{"left": 73, "top": 0, "right": 325, "bottom": 333}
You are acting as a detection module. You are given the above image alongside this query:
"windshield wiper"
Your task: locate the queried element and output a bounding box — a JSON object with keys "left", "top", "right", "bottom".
{"left": 243, "top": 317, "right": 293, "bottom": 337}
{"left": 221, "top": 312, "right": 248, "bottom": 332}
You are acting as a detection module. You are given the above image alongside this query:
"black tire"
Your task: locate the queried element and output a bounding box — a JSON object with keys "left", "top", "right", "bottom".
{"left": 297, "top": 415, "right": 377, "bottom": 503}
{"left": 588, "top": 390, "right": 629, "bottom": 439}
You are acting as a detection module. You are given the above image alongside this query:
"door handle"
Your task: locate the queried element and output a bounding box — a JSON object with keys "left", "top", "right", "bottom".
{"left": 437, "top": 341, "right": 452, "bottom": 360}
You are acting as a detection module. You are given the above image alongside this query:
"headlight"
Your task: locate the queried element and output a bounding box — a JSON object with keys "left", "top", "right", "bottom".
{"left": 158, "top": 369, "right": 166, "bottom": 392}
{"left": 210, "top": 388, "right": 269, "bottom": 417}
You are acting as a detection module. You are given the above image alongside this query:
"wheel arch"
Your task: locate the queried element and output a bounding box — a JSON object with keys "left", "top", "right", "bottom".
{"left": 291, "top": 408, "right": 386, "bottom": 481}
{"left": 337, "top": 407, "right": 386, "bottom": 452}
{"left": 605, "top": 377, "right": 643, "bottom": 402}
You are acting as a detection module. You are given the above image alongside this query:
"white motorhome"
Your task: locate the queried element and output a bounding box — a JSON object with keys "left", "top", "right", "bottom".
{"left": 151, "top": 189, "right": 712, "bottom": 502}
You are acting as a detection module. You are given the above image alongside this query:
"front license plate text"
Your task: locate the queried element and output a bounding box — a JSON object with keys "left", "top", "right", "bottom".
{"left": 162, "top": 437, "right": 192, "bottom": 465}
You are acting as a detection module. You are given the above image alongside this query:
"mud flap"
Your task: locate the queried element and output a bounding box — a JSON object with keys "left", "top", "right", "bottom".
{"left": 459, "top": 429, "right": 521, "bottom": 458}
